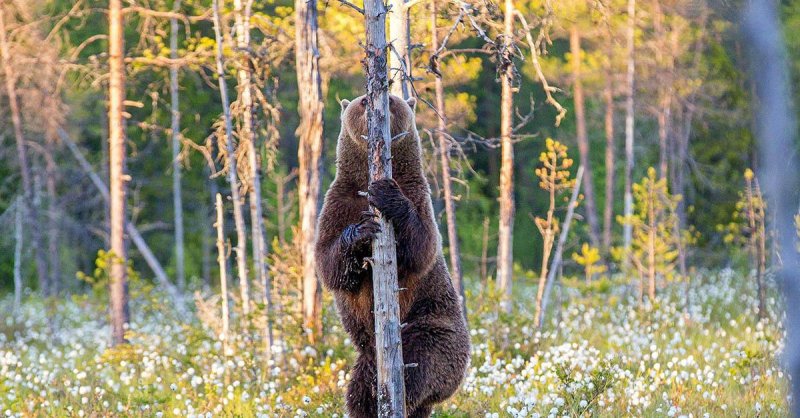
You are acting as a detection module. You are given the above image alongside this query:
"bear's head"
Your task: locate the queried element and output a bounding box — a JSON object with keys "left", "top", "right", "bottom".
{"left": 339, "top": 94, "right": 418, "bottom": 151}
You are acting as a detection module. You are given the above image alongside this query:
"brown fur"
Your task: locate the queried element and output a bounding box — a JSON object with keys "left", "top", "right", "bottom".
{"left": 315, "top": 94, "right": 471, "bottom": 417}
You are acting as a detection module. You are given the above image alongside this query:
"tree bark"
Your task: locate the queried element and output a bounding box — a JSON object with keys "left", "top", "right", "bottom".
{"left": 602, "top": 69, "right": 615, "bottom": 253}
{"left": 537, "top": 166, "right": 584, "bottom": 329}
{"left": 388, "top": 0, "right": 410, "bottom": 98}
{"left": 365, "top": 0, "right": 407, "bottom": 413}
{"left": 295, "top": 0, "right": 325, "bottom": 341}
{"left": 496, "top": 0, "right": 515, "bottom": 312}
{"left": 44, "top": 139, "right": 61, "bottom": 295}
{"left": 170, "top": 0, "right": 186, "bottom": 291}
{"left": 213, "top": 0, "right": 250, "bottom": 316}
{"left": 431, "top": 0, "right": 465, "bottom": 317}
{"left": 570, "top": 27, "right": 600, "bottom": 249}
{"left": 623, "top": 0, "right": 636, "bottom": 255}
{"left": 108, "top": 0, "right": 129, "bottom": 346}
{"left": 215, "top": 193, "right": 231, "bottom": 356}
{"left": 0, "top": 5, "right": 49, "bottom": 296}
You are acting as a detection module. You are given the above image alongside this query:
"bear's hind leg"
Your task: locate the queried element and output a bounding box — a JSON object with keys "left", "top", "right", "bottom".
{"left": 346, "top": 353, "right": 377, "bottom": 418}
{"left": 402, "top": 321, "right": 470, "bottom": 413}
{"left": 408, "top": 403, "right": 434, "bottom": 418}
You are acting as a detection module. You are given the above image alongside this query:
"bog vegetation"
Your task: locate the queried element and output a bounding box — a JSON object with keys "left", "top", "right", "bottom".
{"left": 0, "top": 0, "right": 799, "bottom": 416}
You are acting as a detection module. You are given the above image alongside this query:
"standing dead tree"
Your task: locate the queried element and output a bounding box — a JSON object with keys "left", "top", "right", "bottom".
{"left": 743, "top": 3, "right": 800, "bottom": 414}
{"left": 364, "top": 0, "right": 407, "bottom": 414}
{"left": 622, "top": 0, "right": 636, "bottom": 256}
{"left": 212, "top": 0, "right": 251, "bottom": 318}
{"left": 169, "top": 0, "right": 186, "bottom": 291}
{"left": 295, "top": 0, "right": 325, "bottom": 341}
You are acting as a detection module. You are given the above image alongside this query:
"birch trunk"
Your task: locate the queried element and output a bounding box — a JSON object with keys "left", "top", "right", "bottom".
{"left": 0, "top": 6, "right": 49, "bottom": 296}
{"left": 108, "top": 0, "right": 129, "bottom": 346}
{"left": 388, "top": 0, "right": 410, "bottom": 98}
{"left": 170, "top": 0, "right": 186, "bottom": 291}
{"left": 537, "top": 166, "right": 584, "bottom": 329}
{"left": 213, "top": 0, "right": 250, "bottom": 316}
{"left": 365, "top": 0, "right": 407, "bottom": 413}
{"left": 623, "top": 0, "right": 636, "bottom": 254}
{"left": 496, "top": 0, "right": 515, "bottom": 312}
{"left": 295, "top": 0, "right": 325, "bottom": 340}
{"left": 570, "top": 27, "right": 600, "bottom": 249}
{"left": 215, "top": 193, "right": 231, "bottom": 356}
{"left": 45, "top": 140, "right": 60, "bottom": 294}
{"left": 431, "top": 0, "right": 464, "bottom": 316}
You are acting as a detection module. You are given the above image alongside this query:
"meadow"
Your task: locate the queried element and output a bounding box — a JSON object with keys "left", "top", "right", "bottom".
{"left": 0, "top": 269, "right": 787, "bottom": 418}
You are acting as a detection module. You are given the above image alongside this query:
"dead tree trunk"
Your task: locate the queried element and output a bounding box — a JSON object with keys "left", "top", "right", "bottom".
{"left": 496, "top": 0, "right": 516, "bottom": 312}
{"left": 431, "top": 0, "right": 465, "bottom": 317}
{"left": 295, "top": 0, "right": 325, "bottom": 341}
{"left": 215, "top": 193, "right": 231, "bottom": 356}
{"left": 570, "top": 26, "right": 600, "bottom": 249}
{"left": 60, "top": 128, "right": 185, "bottom": 312}
{"left": 213, "top": 0, "right": 250, "bottom": 317}
{"left": 365, "top": 0, "right": 407, "bottom": 413}
{"left": 0, "top": 6, "right": 49, "bottom": 296}
{"left": 538, "top": 166, "right": 584, "bottom": 329}
{"left": 388, "top": 0, "right": 410, "bottom": 98}
{"left": 623, "top": 0, "right": 636, "bottom": 255}
{"left": 170, "top": 0, "right": 186, "bottom": 291}
{"left": 743, "top": 2, "right": 800, "bottom": 412}
{"left": 44, "top": 139, "right": 61, "bottom": 294}
{"left": 108, "top": 0, "right": 129, "bottom": 346}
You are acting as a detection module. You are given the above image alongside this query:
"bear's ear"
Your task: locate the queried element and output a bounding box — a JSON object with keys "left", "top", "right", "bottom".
{"left": 406, "top": 97, "right": 417, "bottom": 110}
{"left": 340, "top": 99, "right": 351, "bottom": 114}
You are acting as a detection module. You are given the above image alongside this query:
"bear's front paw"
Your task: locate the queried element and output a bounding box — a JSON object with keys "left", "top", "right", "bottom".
{"left": 368, "top": 179, "right": 409, "bottom": 221}
{"left": 342, "top": 211, "right": 382, "bottom": 250}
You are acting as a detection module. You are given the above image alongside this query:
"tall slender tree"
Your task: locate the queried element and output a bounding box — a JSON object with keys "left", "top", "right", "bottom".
{"left": 213, "top": 0, "right": 250, "bottom": 316}
{"left": 108, "top": 0, "right": 130, "bottom": 346}
{"left": 0, "top": 4, "right": 49, "bottom": 296}
{"left": 496, "top": 0, "right": 516, "bottom": 311}
{"left": 170, "top": 0, "right": 185, "bottom": 291}
{"left": 295, "top": 0, "right": 325, "bottom": 340}
{"left": 569, "top": 26, "right": 600, "bottom": 249}
{"left": 623, "top": 0, "right": 636, "bottom": 254}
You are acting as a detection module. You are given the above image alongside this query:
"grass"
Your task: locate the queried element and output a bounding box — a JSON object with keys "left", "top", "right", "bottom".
{"left": 0, "top": 268, "right": 789, "bottom": 417}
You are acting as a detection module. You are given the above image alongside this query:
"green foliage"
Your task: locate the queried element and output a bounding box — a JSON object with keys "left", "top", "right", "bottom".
{"left": 571, "top": 243, "right": 607, "bottom": 283}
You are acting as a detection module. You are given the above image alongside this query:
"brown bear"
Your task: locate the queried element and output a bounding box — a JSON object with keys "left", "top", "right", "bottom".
{"left": 315, "top": 94, "right": 470, "bottom": 418}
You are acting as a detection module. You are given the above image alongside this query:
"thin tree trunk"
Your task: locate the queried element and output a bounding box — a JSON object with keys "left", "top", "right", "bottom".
{"left": 170, "top": 0, "right": 186, "bottom": 291}
{"left": 648, "top": 189, "right": 656, "bottom": 301}
{"left": 653, "top": 0, "right": 670, "bottom": 180}
{"left": 602, "top": 71, "right": 615, "bottom": 253}
{"left": 623, "top": 0, "right": 636, "bottom": 254}
{"left": 60, "top": 128, "right": 186, "bottom": 313}
{"left": 295, "top": 0, "right": 325, "bottom": 341}
{"left": 389, "top": 0, "right": 410, "bottom": 98}
{"left": 365, "top": 0, "right": 407, "bottom": 413}
{"left": 13, "top": 197, "right": 23, "bottom": 313}
{"left": 213, "top": 0, "right": 250, "bottom": 316}
{"left": 496, "top": 0, "right": 515, "bottom": 312}
{"left": 537, "top": 166, "right": 584, "bottom": 329}
{"left": 108, "top": 0, "right": 129, "bottom": 346}
{"left": 0, "top": 6, "right": 49, "bottom": 296}
{"left": 215, "top": 193, "right": 231, "bottom": 356}
{"left": 431, "top": 0, "right": 465, "bottom": 317}
{"left": 570, "top": 27, "right": 600, "bottom": 249}
{"left": 481, "top": 216, "right": 490, "bottom": 283}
